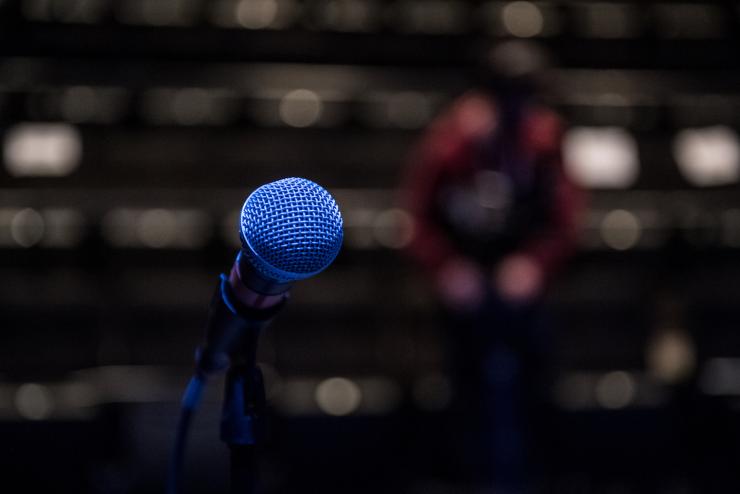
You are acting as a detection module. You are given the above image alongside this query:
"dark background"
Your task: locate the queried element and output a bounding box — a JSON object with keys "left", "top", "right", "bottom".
{"left": 2, "top": 1, "right": 740, "bottom": 492}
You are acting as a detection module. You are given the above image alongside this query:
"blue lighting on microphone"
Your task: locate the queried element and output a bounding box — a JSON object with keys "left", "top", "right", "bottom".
{"left": 240, "top": 177, "right": 343, "bottom": 283}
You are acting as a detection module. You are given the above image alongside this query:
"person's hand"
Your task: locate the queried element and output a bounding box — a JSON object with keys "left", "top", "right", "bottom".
{"left": 435, "top": 257, "right": 485, "bottom": 311}
{"left": 494, "top": 254, "right": 543, "bottom": 303}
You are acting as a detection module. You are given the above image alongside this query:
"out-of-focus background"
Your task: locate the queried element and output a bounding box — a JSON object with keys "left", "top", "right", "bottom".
{"left": 2, "top": 1, "right": 740, "bottom": 493}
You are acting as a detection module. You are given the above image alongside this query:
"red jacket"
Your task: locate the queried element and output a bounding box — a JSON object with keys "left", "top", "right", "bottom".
{"left": 402, "top": 90, "right": 583, "bottom": 282}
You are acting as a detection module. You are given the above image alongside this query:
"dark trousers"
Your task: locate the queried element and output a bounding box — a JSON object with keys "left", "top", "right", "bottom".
{"left": 444, "top": 293, "right": 551, "bottom": 492}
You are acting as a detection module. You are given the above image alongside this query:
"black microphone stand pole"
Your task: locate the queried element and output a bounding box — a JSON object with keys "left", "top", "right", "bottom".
{"left": 222, "top": 361, "right": 265, "bottom": 494}
{"left": 207, "top": 275, "right": 284, "bottom": 494}
{"left": 219, "top": 306, "right": 266, "bottom": 494}
{"left": 168, "top": 272, "right": 286, "bottom": 494}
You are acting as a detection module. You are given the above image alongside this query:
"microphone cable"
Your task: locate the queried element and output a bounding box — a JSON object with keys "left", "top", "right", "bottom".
{"left": 167, "top": 374, "right": 206, "bottom": 494}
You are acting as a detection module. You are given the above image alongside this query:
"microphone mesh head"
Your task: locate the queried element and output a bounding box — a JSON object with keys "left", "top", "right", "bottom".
{"left": 240, "top": 177, "right": 343, "bottom": 283}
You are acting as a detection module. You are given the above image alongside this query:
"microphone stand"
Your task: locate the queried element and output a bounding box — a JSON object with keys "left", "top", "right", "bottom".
{"left": 222, "top": 363, "right": 265, "bottom": 494}
{"left": 211, "top": 276, "right": 283, "bottom": 494}
{"left": 219, "top": 314, "right": 266, "bottom": 494}
{"left": 168, "top": 273, "right": 286, "bottom": 494}
{"left": 168, "top": 177, "right": 341, "bottom": 494}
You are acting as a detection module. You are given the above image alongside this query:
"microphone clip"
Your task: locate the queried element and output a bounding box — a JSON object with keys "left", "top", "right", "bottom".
{"left": 221, "top": 364, "right": 267, "bottom": 446}
{"left": 196, "top": 274, "right": 287, "bottom": 376}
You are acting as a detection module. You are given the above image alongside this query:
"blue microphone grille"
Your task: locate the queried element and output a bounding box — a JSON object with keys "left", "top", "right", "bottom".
{"left": 240, "top": 177, "right": 343, "bottom": 283}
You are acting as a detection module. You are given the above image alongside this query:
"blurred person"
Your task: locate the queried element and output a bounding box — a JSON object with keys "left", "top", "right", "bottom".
{"left": 402, "top": 41, "right": 582, "bottom": 493}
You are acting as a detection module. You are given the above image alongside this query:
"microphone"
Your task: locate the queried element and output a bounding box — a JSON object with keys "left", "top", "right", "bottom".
{"left": 230, "top": 176, "right": 344, "bottom": 308}
{"left": 197, "top": 177, "right": 344, "bottom": 374}
{"left": 167, "top": 177, "right": 343, "bottom": 494}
